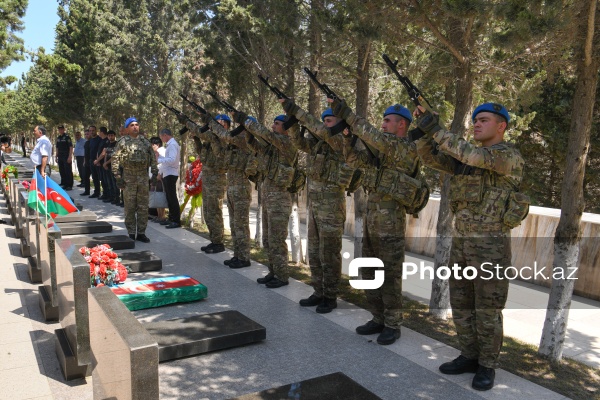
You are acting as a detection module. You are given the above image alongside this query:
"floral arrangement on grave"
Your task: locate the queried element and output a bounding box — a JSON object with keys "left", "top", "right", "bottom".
{"left": 80, "top": 244, "right": 129, "bottom": 287}
{"left": 180, "top": 158, "right": 203, "bottom": 222}
{"left": 2, "top": 165, "right": 18, "bottom": 190}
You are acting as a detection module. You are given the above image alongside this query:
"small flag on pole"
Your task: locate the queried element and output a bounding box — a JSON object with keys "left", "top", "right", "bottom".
{"left": 27, "top": 169, "right": 78, "bottom": 218}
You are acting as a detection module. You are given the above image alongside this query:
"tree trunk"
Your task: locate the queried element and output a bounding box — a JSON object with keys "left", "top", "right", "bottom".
{"left": 307, "top": 0, "right": 323, "bottom": 115}
{"left": 289, "top": 193, "right": 303, "bottom": 263}
{"left": 539, "top": 0, "right": 599, "bottom": 361}
{"left": 352, "top": 41, "right": 371, "bottom": 259}
{"left": 429, "top": 22, "right": 474, "bottom": 318}
{"left": 256, "top": 182, "right": 263, "bottom": 247}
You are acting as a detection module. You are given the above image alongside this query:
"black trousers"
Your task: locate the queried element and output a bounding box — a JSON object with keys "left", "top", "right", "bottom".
{"left": 162, "top": 175, "right": 181, "bottom": 224}
{"left": 76, "top": 156, "right": 85, "bottom": 182}
{"left": 58, "top": 156, "right": 73, "bottom": 188}
{"left": 90, "top": 163, "right": 100, "bottom": 194}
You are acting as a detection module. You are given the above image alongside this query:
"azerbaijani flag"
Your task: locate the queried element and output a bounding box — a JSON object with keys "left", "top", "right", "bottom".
{"left": 27, "top": 169, "right": 78, "bottom": 218}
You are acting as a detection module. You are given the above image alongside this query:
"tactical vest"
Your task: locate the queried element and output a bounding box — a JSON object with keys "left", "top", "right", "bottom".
{"left": 121, "top": 137, "right": 151, "bottom": 169}
{"left": 308, "top": 140, "right": 354, "bottom": 189}
{"left": 450, "top": 164, "right": 529, "bottom": 229}
{"left": 202, "top": 141, "right": 228, "bottom": 171}
{"left": 362, "top": 151, "right": 429, "bottom": 214}
{"left": 228, "top": 146, "right": 258, "bottom": 178}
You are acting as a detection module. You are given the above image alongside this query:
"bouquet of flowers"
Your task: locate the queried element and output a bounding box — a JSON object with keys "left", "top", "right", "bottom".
{"left": 184, "top": 159, "right": 203, "bottom": 197}
{"left": 2, "top": 165, "right": 18, "bottom": 191}
{"left": 80, "top": 244, "right": 129, "bottom": 287}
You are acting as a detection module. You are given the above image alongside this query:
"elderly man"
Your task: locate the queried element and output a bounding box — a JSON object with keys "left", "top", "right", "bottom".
{"left": 112, "top": 117, "right": 158, "bottom": 243}
{"left": 31, "top": 125, "right": 52, "bottom": 177}
{"left": 157, "top": 128, "right": 181, "bottom": 229}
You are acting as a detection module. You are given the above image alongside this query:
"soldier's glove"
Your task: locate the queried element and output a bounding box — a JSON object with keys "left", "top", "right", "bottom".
{"left": 150, "top": 174, "right": 158, "bottom": 186}
{"left": 281, "top": 99, "right": 300, "bottom": 116}
{"left": 176, "top": 113, "right": 188, "bottom": 125}
{"left": 331, "top": 98, "right": 352, "bottom": 121}
{"left": 408, "top": 128, "right": 427, "bottom": 142}
{"left": 416, "top": 111, "right": 443, "bottom": 137}
{"left": 233, "top": 111, "right": 248, "bottom": 125}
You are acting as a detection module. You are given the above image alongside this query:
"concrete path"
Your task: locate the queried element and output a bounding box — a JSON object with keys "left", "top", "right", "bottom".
{"left": 0, "top": 176, "right": 586, "bottom": 399}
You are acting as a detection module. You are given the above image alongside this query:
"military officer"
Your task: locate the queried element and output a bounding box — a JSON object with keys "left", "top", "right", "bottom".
{"left": 112, "top": 117, "right": 158, "bottom": 243}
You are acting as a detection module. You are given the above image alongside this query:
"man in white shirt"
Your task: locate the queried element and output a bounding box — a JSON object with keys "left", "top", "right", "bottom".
{"left": 30, "top": 125, "right": 52, "bottom": 177}
{"left": 157, "top": 128, "right": 181, "bottom": 228}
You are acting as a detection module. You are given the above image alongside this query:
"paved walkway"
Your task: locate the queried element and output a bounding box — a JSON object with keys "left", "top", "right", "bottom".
{"left": 218, "top": 203, "right": 600, "bottom": 369}
{"left": 0, "top": 174, "right": 592, "bottom": 399}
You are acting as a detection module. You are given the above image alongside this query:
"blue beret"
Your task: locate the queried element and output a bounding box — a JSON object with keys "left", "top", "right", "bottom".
{"left": 472, "top": 103, "right": 510, "bottom": 123}
{"left": 321, "top": 108, "right": 335, "bottom": 121}
{"left": 215, "top": 114, "right": 232, "bottom": 123}
{"left": 274, "top": 114, "right": 287, "bottom": 123}
{"left": 124, "top": 116, "right": 138, "bottom": 128}
{"left": 384, "top": 104, "right": 413, "bottom": 123}
{"left": 247, "top": 116, "right": 258, "bottom": 123}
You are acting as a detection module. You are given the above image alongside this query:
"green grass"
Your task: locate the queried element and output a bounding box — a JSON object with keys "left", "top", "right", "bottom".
{"left": 185, "top": 224, "right": 600, "bottom": 399}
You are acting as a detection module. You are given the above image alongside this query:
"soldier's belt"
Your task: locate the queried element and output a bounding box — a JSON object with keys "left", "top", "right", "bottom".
{"left": 309, "top": 191, "right": 344, "bottom": 201}
{"left": 455, "top": 220, "right": 506, "bottom": 233}
{"left": 368, "top": 200, "right": 400, "bottom": 210}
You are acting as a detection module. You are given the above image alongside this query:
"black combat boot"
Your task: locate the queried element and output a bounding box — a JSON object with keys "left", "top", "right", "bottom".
{"left": 355, "top": 320, "right": 385, "bottom": 335}
{"left": 472, "top": 366, "right": 495, "bottom": 391}
{"left": 316, "top": 297, "right": 337, "bottom": 314}
{"left": 439, "top": 355, "right": 479, "bottom": 375}
{"left": 229, "top": 259, "right": 251, "bottom": 269}
{"left": 201, "top": 243, "right": 214, "bottom": 252}
{"left": 224, "top": 256, "right": 238, "bottom": 266}
{"left": 205, "top": 243, "right": 225, "bottom": 254}
{"left": 136, "top": 234, "right": 150, "bottom": 243}
{"left": 376, "top": 327, "right": 400, "bottom": 345}
{"left": 299, "top": 294, "right": 323, "bottom": 307}
{"left": 257, "top": 272, "right": 275, "bottom": 284}
{"left": 265, "top": 278, "right": 289, "bottom": 288}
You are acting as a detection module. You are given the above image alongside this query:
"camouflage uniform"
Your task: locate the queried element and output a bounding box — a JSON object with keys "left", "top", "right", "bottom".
{"left": 342, "top": 113, "right": 420, "bottom": 331}
{"left": 244, "top": 119, "right": 299, "bottom": 282}
{"left": 112, "top": 135, "right": 158, "bottom": 236}
{"left": 208, "top": 119, "right": 257, "bottom": 262}
{"left": 289, "top": 106, "right": 355, "bottom": 299}
{"left": 416, "top": 131, "right": 524, "bottom": 368}
{"left": 186, "top": 121, "right": 228, "bottom": 245}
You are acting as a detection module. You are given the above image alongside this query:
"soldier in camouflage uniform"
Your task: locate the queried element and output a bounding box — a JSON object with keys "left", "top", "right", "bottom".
{"left": 206, "top": 114, "right": 257, "bottom": 269}
{"left": 332, "top": 100, "right": 421, "bottom": 345}
{"left": 179, "top": 114, "right": 229, "bottom": 254}
{"left": 233, "top": 112, "right": 299, "bottom": 288}
{"left": 413, "top": 103, "right": 526, "bottom": 391}
{"left": 112, "top": 117, "right": 158, "bottom": 243}
{"left": 280, "top": 99, "right": 356, "bottom": 313}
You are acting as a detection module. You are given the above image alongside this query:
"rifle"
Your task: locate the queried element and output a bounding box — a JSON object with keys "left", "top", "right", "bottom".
{"left": 207, "top": 91, "right": 239, "bottom": 113}
{"left": 179, "top": 93, "right": 208, "bottom": 115}
{"left": 382, "top": 54, "right": 434, "bottom": 114}
{"left": 258, "top": 74, "right": 289, "bottom": 99}
{"left": 206, "top": 91, "right": 269, "bottom": 147}
{"left": 303, "top": 67, "right": 339, "bottom": 100}
{"left": 159, "top": 101, "right": 189, "bottom": 135}
{"left": 302, "top": 67, "right": 379, "bottom": 166}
